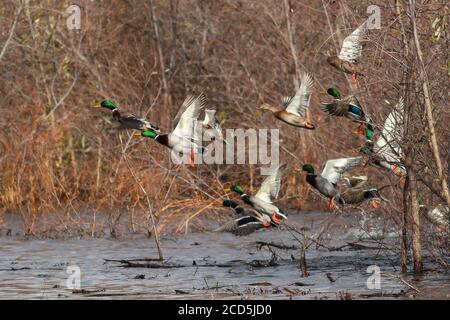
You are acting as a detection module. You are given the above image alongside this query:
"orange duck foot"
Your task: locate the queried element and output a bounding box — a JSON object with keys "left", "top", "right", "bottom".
{"left": 351, "top": 73, "right": 358, "bottom": 85}
{"left": 189, "top": 148, "right": 195, "bottom": 167}
{"left": 328, "top": 197, "right": 337, "bottom": 210}
{"left": 271, "top": 213, "right": 282, "bottom": 225}
{"left": 370, "top": 199, "right": 379, "bottom": 209}
{"left": 353, "top": 123, "right": 365, "bottom": 135}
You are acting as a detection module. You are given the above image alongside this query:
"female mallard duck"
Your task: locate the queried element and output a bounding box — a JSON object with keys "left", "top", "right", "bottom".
{"left": 228, "top": 164, "right": 288, "bottom": 224}
{"left": 360, "top": 97, "right": 405, "bottom": 181}
{"left": 135, "top": 94, "right": 207, "bottom": 164}
{"left": 327, "top": 23, "right": 366, "bottom": 83}
{"left": 258, "top": 72, "right": 315, "bottom": 129}
{"left": 338, "top": 176, "right": 383, "bottom": 208}
{"left": 94, "top": 100, "right": 160, "bottom": 131}
{"left": 321, "top": 87, "right": 370, "bottom": 134}
{"left": 214, "top": 200, "right": 275, "bottom": 236}
{"left": 301, "top": 157, "right": 361, "bottom": 209}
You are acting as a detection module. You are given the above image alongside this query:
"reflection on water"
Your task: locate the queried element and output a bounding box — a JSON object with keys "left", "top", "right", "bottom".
{"left": 0, "top": 212, "right": 448, "bottom": 299}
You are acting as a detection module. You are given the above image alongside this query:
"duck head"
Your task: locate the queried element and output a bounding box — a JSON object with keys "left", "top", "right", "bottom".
{"left": 326, "top": 87, "right": 341, "bottom": 99}
{"left": 95, "top": 100, "right": 117, "bottom": 111}
{"left": 134, "top": 129, "right": 158, "bottom": 139}
{"left": 230, "top": 184, "right": 245, "bottom": 195}
{"left": 301, "top": 164, "right": 315, "bottom": 174}
{"left": 363, "top": 125, "right": 374, "bottom": 139}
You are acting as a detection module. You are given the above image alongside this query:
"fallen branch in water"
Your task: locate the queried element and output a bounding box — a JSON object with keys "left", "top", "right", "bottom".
{"left": 104, "top": 257, "right": 182, "bottom": 268}
{"left": 359, "top": 291, "right": 407, "bottom": 298}
{"left": 104, "top": 258, "right": 164, "bottom": 263}
{"left": 247, "top": 258, "right": 279, "bottom": 268}
{"left": 175, "top": 289, "right": 189, "bottom": 294}
{"left": 346, "top": 242, "right": 383, "bottom": 250}
{"left": 72, "top": 288, "right": 105, "bottom": 294}
{"left": 255, "top": 241, "right": 298, "bottom": 250}
{"left": 119, "top": 262, "right": 182, "bottom": 268}
{"left": 0, "top": 267, "right": 31, "bottom": 271}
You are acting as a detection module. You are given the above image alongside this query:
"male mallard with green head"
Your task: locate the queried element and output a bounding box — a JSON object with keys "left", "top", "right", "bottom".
{"left": 327, "top": 23, "right": 366, "bottom": 84}
{"left": 321, "top": 87, "right": 371, "bottom": 134}
{"left": 227, "top": 164, "right": 288, "bottom": 225}
{"left": 135, "top": 94, "right": 207, "bottom": 164}
{"left": 301, "top": 157, "right": 362, "bottom": 209}
{"left": 214, "top": 200, "right": 276, "bottom": 236}
{"left": 360, "top": 97, "right": 406, "bottom": 181}
{"left": 258, "top": 72, "right": 315, "bottom": 129}
{"left": 94, "top": 100, "right": 160, "bottom": 131}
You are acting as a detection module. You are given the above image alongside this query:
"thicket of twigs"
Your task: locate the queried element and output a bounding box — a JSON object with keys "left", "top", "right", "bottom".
{"left": 0, "top": 1, "right": 448, "bottom": 269}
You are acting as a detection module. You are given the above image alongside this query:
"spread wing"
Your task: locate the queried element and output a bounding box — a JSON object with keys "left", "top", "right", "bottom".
{"left": 172, "top": 93, "right": 206, "bottom": 139}
{"left": 428, "top": 205, "right": 449, "bottom": 227}
{"left": 338, "top": 24, "right": 366, "bottom": 63}
{"left": 202, "top": 109, "right": 217, "bottom": 128}
{"left": 321, "top": 157, "right": 361, "bottom": 186}
{"left": 321, "top": 95, "right": 361, "bottom": 117}
{"left": 284, "top": 72, "right": 314, "bottom": 117}
{"left": 254, "top": 164, "right": 287, "bottom": 204}
{"left": 375, "top": 97, "right": 404, "bottom": 162}
{"left": 321, "top": 101, "right": 348, "bottom": 117}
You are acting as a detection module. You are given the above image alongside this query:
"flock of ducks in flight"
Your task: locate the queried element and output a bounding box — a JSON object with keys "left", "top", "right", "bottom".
{"left": 94, "top": 22, "right": 449, "bottom": 236}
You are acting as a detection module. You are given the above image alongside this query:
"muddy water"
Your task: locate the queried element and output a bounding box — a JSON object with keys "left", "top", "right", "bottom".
{"left": 0, "top": 212, "right": 448, "bottom": 299}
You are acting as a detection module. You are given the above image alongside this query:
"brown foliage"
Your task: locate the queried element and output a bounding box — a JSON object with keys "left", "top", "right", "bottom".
{"left": 0, "top": 0, "right": 448, "bottom": 254}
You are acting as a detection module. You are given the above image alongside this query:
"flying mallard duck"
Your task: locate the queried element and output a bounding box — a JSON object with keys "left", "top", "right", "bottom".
{"left": 338, "top": 176, "right": 384, "bottom": 208}
{"left": 321, "top": 87, "right": 371, "bottom": 134}
{"left": 360, "top": 97, "right": 405, "bottom": 181}
{"left": 94, "top": 100, "right": 160, "bottom": 132}
{"left": 258, "top": 72, "right": 315, "bottom": 129}
{"left": 302, "top": 157, "right": 362, "bottom": 209}
{"left": 227, "top": 164, "right": 288, "bottom": 224}
{"left": 135, "top": 94, "right": 207, "bottom": 164}
{"left": 214, "top": 200, "right": 276, "bottom": 236}
{"left": 327, "top": 23, "right": 366, "bottom": 83}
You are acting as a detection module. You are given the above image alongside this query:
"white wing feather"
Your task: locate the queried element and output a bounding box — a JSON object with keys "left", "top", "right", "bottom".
{"left": 338, "top": 24, "right": 366, "bottom": 63}
{"left": 321, "top": 157, "right": 361, "bottom": 185}
{"left": 284, "top": 72, "right": 314, "bottom": 117}
{"left": 375, "top": 97, "right": 404, "bottom": 163}
{"left": 254, "top": 164, "right": 287, "bottom": 204}
{"left": 172, "top": 93, "right": 206, "bottom": 139}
